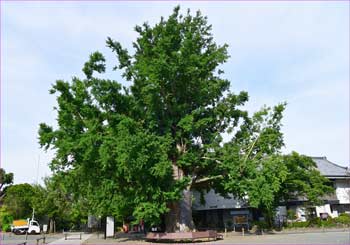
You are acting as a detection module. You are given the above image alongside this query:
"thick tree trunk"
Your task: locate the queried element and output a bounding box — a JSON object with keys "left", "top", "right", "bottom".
{"left": 165, "top": 189, "right": 194, "bottom": 232}
{"left": 165, "top": 163, "right": 194, "bottom": 232}
{"left": 179, "top": 188, "right": 194, "bottom": 231}
{"left": 165, "top": 201, "right": 179, "bottom": 232}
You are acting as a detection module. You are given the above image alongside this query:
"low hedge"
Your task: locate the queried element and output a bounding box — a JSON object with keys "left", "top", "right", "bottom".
{"left": 334, "top": 213, "right": 350, "bottom": 225}
{"left": 286, "top": 213, "right": 350, "bottom": 229}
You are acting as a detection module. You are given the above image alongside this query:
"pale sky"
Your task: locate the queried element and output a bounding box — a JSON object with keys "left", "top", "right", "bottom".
{"left": 1, "top": 1, "right": 349, "bottom": 184}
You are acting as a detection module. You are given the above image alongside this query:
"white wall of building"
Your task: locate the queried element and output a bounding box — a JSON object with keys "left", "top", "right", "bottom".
{"left": 335, "top": 179, "right": 350, "bottom": 204}
{"left": 192, "top": 190, "right": 247, "bottom": 210}
{"left": 316, "top": 204, "right": 338, "bottom": 218}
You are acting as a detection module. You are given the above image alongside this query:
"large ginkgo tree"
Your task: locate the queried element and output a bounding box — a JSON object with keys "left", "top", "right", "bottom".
{"left": 39, "top": 6, "right": 333, "bottom": 232}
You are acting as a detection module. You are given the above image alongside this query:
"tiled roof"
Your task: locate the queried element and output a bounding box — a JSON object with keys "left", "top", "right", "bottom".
{"left": 312, "top": 157, "right": 350, "bottom": 178}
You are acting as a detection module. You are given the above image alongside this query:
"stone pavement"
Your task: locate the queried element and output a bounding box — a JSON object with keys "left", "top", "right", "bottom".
{"left": 49, "top": 233, "right": 93, "bottom": 245}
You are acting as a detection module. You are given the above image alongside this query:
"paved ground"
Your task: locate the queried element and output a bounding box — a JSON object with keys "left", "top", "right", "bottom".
{"left": 49, "top": 233, "right": 93, "bottom": 244}
{"left": 0, "top": 232, "right": 64, "bottom": 244}
{"left": 1, "top": 230, "right": 349, "bottom": 244}
{"left": 0, "top": 232, "right": 92, "bottom": 245}
{"left": 217, "top": 231, "right": 350, "bottom": 244}
{"left": 84, "top": 231, "right": 350, "bottom": 245}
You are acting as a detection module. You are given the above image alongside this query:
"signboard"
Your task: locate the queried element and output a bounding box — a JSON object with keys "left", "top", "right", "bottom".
{"left": 234, "top": 215, "right": 248, "bottom": 224}
{"left": 320, "top": 213, "right": 328, "bottom": 220}
{"left": 106, "top": 216, "right": 114, "bottom": 237}
{"left": 43, "top": 225, "right": 48, "bottom": 233}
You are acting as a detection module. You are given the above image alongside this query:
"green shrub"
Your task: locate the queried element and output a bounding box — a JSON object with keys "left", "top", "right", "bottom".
{"left": 334, "top": 213, "right": 350, "bottom": 225}
{"left": 284, "top": 214, "right": 350, "bottom": 229}
{"left": 2, "top": 223, "right": 11, "bottom": 232}
{"left": 252, "top": 221, "right": 269, "bottom": 230}
{"left": 320, "top": 219, "right": 336, "bottom": 227}
{"left": 307, "top": 217, "right": 322, "bottom": 227}
{"left": 308, "top": 217, "right": 336, "bottom": 227}
{"left": 287, "top": 221, "right": 308, "bottom": 228}
{"left": 0, "top": 206, "right": 13, "bottom": 232}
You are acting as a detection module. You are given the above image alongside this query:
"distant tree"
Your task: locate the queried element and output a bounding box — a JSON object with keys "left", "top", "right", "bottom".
{"left": 3, "top": 184, "right": 35, "bottom": 219}
{"left": 0, "top": 168, "right": 13, "bottom": 200}
{"left": 32, "top": 176, "right": 84, "bottom": 232}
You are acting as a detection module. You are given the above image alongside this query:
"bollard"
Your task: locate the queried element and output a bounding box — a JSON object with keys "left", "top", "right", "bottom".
{"left": 242, "top": 227, "right": 245, "bottom": 236}
{"left": 225, "top": 227, "right": 227, "bottom": 237}
{"left": 25, "top": 231, "right": 28, "bottom": 241}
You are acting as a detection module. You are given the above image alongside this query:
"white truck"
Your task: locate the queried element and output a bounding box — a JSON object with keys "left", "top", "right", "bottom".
{"left": 11, "top": 218, "right": 41, "bottom": 235}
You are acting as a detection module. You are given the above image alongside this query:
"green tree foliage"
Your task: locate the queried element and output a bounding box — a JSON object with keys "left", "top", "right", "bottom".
{"left": 106, "top": 6, "right": 248, "bottom": 231}
{"left": 2, "top": 179, "right": 90, "bottom": 231}
{"left": 219, "top": 105, "right": 333, "bottom": 227}
{"left": 39, "top": 6, "right": 248, "bottom": 231}
{"left": 279, "top": 153, "right": 334, "bottom": 204}
{"left": 0, "top": 168, "right": 14, "bottom": 200}
{"left": 38, "top": 54, "right": 182, "bottom": 227}
{"left": 3, "top": 184, "right": 35, "bottom": 219}
{"left": 38, "top": 6, "right": 334, "bottom": 231}
{"left": 245, "top": 152, "right": 333, "bottom": 227}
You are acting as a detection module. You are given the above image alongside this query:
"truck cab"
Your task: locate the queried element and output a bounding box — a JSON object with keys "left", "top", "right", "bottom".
{"left": 28, "top": 220, "right": 40, "bottom": 234}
